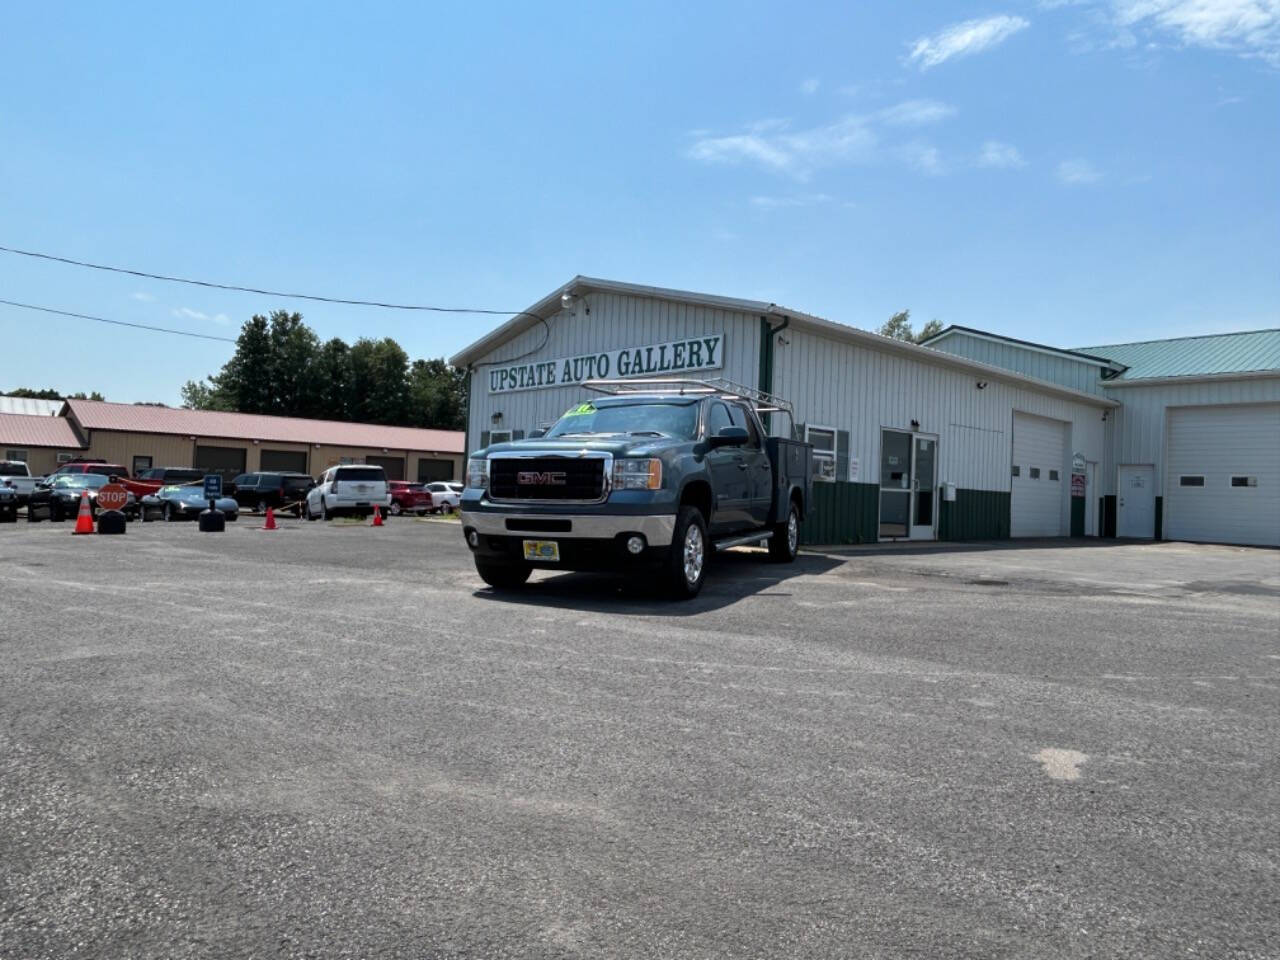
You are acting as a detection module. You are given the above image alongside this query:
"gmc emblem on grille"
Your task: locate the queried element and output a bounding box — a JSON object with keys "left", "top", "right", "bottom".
{"left": 516, "top": 471, "right": 568, "bottom": 485}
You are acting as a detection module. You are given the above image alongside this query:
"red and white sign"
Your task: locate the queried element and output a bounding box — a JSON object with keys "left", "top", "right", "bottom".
{"left": 96, "top": 483, "right": 129, "bottom": 511}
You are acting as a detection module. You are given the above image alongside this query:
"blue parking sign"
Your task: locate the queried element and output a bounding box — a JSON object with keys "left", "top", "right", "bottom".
{"left": 203, "top": 474, "right": 223, "bottom": 499}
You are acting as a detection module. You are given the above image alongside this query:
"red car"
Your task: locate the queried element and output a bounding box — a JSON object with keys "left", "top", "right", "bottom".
{"left": 387, "top": 480, "right": 432, "bottom": 516}
{"left": 48, "top": 458, "right": 130, "bottom": 479}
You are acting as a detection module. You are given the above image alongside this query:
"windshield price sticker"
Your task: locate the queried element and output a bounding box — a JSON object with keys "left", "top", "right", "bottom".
{"left": 563, "top": 403, "right": 596, "bottom": 417}
{"left": 488, "top": 335, "right": 724, "bottom": 394}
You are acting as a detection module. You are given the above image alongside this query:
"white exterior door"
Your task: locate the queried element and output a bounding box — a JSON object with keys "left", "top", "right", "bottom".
{"left": 1011, "top": 412, "right": 1068, "bottom": 537}
{"left": 1165, "top": 404, "right": 1280, "bottom": 547}
{"left": 1117, "top": 464, "right": 1156, "bottom": 538}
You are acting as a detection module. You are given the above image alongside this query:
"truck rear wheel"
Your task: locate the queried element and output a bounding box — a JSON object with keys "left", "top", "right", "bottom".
{"left": 769, "top": 501, "right": 800, "bottom": 563}
{"left": 475, "top": 560, "right": 532, "bottom": 590}
{"left": 665, "top": 505, "right": 708, "bottom": 599}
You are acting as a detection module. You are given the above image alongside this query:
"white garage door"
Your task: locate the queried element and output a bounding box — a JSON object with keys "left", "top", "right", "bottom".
{"left": 1166, "top": 404, "right": 1280, "bottom": 547}
{"left": 1011, "top": 412, "right": 1067, "bottom": 537}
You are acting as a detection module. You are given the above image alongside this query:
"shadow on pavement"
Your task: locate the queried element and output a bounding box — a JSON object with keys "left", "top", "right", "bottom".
{"left": 810, "top": 536, "right": 1166, "bottom": 558}
{"left": 471, "top": 549, "right": 842, "bottom": 615}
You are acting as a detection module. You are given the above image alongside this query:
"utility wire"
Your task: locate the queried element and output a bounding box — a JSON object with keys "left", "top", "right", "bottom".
{"left": 0, "top": 243, "right": 526, "bottom": 315}
{"left": 0, "top": 299, "right": 238, "bottom": 343}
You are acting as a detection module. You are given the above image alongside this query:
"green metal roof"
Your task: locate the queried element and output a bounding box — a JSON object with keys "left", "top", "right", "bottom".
{"left": 1075, "top": 328, "right": 1280, "bottom": 381}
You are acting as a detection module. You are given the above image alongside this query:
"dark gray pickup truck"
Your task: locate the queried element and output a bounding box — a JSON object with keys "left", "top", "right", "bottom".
{"left": 460, "top": 379, "right": 812, "bottom": 598}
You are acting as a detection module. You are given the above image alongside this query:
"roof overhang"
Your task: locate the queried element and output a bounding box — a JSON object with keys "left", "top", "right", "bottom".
{"left": 920, "top": 325, "right": 1127, "bottom": 374}
{"left": 451, "top": 278, "right": 1118, "bottom": 409}
{"left": 1100, "top": 370, "right": 1280, "bottom": 388}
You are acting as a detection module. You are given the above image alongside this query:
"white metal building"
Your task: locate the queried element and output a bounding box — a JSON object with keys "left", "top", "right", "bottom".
{"left": 923, "top": 326, "right": 1280, "bottom": 547}
{"left": 451, "top": 278, "right": 1113, "bottom": 545}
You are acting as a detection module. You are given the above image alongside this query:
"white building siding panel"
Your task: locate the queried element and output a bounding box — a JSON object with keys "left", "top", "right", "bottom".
{"left": 464, "top": 293, "right": 762, "bottom": 447}
{"left": 926, "top": 333, "right": 1107, "bottom": 395}
{"left": 772, "top": 329, "right": 1106, "bottom": 495}
{"left": 1165, "top": 404, "right": 1280, "bottom": 547}
{"left": 1100, "top": 377, "right": 1280, "bottom": 496}
{"left": 1011, "top": 412, "right": 1068, "bottom": 536}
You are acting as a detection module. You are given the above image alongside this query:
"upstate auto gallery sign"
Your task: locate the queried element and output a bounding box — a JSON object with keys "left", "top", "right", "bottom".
{"left": 487, "top": 335, "right": 724, "bottom": 394}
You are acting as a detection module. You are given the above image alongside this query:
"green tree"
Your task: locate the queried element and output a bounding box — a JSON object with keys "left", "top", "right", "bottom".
{"left": 266, "top": 311, "right": 323, "bottom": 416}
{"left": 916, "top": 319, "right": 943, "bottom": 343}
{"left": 348, "top": 337, "right": 410, "bottom": 425}
{"left": 878, "top": 310, "right": 914, "bottom": 341}
{"left": 180, "top": 379, "right": 231, "bottom": 409}
{"left": 877, "top": 310, "right": 944, "bottom": 344}
{"left": 6, "top": 387, "right": 104, "bottom": 401}
{"left": 408, "top": 358, "right": 467, "bottom": 431}
{"left": 313, "top": 338, "right": 353, "bottom": 421}
{"left": 210, "top": 314, "right": 274, "bottom": 413}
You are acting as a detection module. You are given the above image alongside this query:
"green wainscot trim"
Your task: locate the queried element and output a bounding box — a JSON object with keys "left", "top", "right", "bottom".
{"left": 799, "top": 482, "right": 879, "bottom": 545}
{"left": 939, "top": 489, "right": 1011, "bottom": 541}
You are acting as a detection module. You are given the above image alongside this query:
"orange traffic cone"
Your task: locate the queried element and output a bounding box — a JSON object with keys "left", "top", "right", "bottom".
{"left": 72, "top": 490, "right": 95, "bottom": 535}
{"left": 372, "top": 505, "right": 383, "bottom": 527}
{"left": 262, "top": 506, "right": 277, "bottom": 530}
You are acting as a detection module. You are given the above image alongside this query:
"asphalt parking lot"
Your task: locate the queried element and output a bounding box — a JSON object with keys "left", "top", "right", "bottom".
{"left": 2, "top": 517, "right": 1277, "bottom": 959}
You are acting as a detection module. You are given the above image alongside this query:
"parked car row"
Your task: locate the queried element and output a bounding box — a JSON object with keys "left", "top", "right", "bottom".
{"left": 3, "top": 457, "right": 462, "bottom": 523}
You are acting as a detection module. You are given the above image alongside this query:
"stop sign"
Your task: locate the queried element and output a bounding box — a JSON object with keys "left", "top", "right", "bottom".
{"left": 96, "top": 483, "right": 129, "bottom": 511}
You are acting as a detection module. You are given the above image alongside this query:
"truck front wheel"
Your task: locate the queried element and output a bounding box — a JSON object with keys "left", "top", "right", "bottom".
{"left": 475, "top": 559, "right": 532, "bottom": 590}
{"left": 769, "top": 501, "right": 800, "bottom": 563}
{"left": 665, "top": 505, "right": 708, "bottom": 599}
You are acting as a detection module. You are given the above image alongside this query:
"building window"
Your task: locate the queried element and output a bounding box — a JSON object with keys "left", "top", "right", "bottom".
{"left": 1029, "top": 467, "right": 1041, "bottom": 479}
{"left": 1049, "top": 470, "right": 1059, "bottom": 481}
{"left": 490, "top": 430, "right": 512, "bottom": 444}
{"left": 56, "top": 452, "right": 75, "bottom": 463}
{"left": 1230, "top": 476, "right": 1257, "bottom": 488}
{"left": 1011, "top": 464, "right": 1020, "bottom": 477}
{"left": 132, "top": 455, "right": 153, "bottom": 475}
{"left": 806, "top": 426, "right": 837, "bottom": 482}
{"left": 4, "top": 449, "right": 27, "bottom": 462}
{"left": 1179, "top": 475, "right": 1205, "bottom": 487}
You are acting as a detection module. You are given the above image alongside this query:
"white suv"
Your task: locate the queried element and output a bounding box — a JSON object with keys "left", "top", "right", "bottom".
{"left": 304, "top": 465, "right": 390, "bottom": 520}
{"left": 425, "top": 481, "right": 462, "bottom": 513}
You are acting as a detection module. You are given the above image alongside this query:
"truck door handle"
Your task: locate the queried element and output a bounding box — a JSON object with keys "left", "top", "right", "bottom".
{"left": 736, "top": 462, "right": 748, "bottom": 471}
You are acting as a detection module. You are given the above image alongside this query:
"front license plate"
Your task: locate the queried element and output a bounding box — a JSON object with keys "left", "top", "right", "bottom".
{"left": 523, "top": 540, "right": 560, "bottom": 562}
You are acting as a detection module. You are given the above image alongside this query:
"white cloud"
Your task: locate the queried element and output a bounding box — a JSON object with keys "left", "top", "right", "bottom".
{"left": 906, "top": 15, "right": 1031, "bottom": 69}
{"left": 800, "top": 76, "right": 821, "bottom": 95}
{"left": 978, "top": 140, "right": 1027, "bottom": 168}
{"left": 173, "top": 307, "right": 232, "bottom": 326}
{"left": 130, "top": 291, "right": 156, "bottom": 302}
{"left": 902, "top": 143, "right": 945, "bottom": 175}
{"left": 687, "top": 99, "right": 953, "bottom": 178}
{"left": 1113, "top": 0, "right": 1280, "bottom": 62}
{"left": 1055, "top": 1, "right": 1280, "bottom": 64}
{"left": 876, "top": 98, "right": 957, "bottom": 126}
{"left": 749, "top": 193, "right": 836, "bottom": 208}
{"left": 1057, "top": 158, "right": 1103, "bottom": 183}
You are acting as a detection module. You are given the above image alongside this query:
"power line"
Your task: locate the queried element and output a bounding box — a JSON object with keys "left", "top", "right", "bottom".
{"left": 0, "top": 243, "right": 526, "bottom": 315}
{"left": 0, "top": 299, "right": 238, "bottom": 343}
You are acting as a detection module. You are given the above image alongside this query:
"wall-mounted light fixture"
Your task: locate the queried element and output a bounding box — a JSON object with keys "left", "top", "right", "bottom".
{"left": 252, "top": 439, "right": 260, "bottom": 445}
{"left": 910, "top": 419, "right": 920, "bottom": 430}
{"left": 491, "top": 411, "right": 503, "bottom": 425}
{"left": 975, "top": 380, "right": 988, "bottom": 390}
{"left": 1101, "top": 411, "right": 1109, "bottom": 422}
{"left": 560, "top": 291, "right": 590, "bottom": 315}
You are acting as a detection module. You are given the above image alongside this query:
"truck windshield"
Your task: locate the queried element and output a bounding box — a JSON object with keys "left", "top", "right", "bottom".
{"left": 545, "top": 401, "right": 699, "bottom": 440}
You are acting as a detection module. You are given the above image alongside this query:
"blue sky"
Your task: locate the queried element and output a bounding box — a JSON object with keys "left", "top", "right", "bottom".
{"left": 1, "top": 1, "right": 1276, "bottom": 404}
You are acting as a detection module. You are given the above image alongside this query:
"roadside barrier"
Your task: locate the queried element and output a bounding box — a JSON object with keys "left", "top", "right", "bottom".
{"left": 372, "top": 505, "right": 384, "bottom": 527}
{"left": 262, "top": 506, "right": 278, "bottom": 530}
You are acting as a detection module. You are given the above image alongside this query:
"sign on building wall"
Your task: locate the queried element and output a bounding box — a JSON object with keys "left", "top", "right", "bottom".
{"left": 487, "top": 335, "right": 725, "bottom": 394}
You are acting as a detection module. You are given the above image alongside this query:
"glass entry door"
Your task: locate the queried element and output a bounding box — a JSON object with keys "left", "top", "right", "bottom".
{"left": 878, "top": 430, "right": 938, "bottom": 541}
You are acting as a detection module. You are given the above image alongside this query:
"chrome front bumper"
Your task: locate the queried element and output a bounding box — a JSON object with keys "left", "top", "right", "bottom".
{"left": 460, "top": 511, "right": 676, "bottom": 545}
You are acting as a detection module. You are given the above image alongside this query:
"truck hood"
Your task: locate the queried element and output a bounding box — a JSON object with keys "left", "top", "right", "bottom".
{"left": 477, "top": 436, "right": 676, "bottom": 458}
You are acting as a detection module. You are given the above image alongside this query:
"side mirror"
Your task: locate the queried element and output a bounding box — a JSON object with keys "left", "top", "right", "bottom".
{"left": 708, "top": 425, "right": 749, "bottom": 448}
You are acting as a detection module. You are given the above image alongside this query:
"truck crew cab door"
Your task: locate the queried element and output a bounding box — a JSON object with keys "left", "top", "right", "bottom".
{"left": 728, "top": 402, "right": 773, "bottom": 526}
{"left": 704, "top": 400, "right": 749, "bottom": 533}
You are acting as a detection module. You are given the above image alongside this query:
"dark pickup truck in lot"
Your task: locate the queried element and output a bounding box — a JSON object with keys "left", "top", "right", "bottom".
{"left": 461, "top": 379, "right": 812, "bottom": 599}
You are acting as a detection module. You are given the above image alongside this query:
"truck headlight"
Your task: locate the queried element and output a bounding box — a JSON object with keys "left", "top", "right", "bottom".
{"left": 466, "top": 458, "right": 489, "bottom": 491}
{"left": 612, "top": 458, "right": 662, "bottom": 491}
